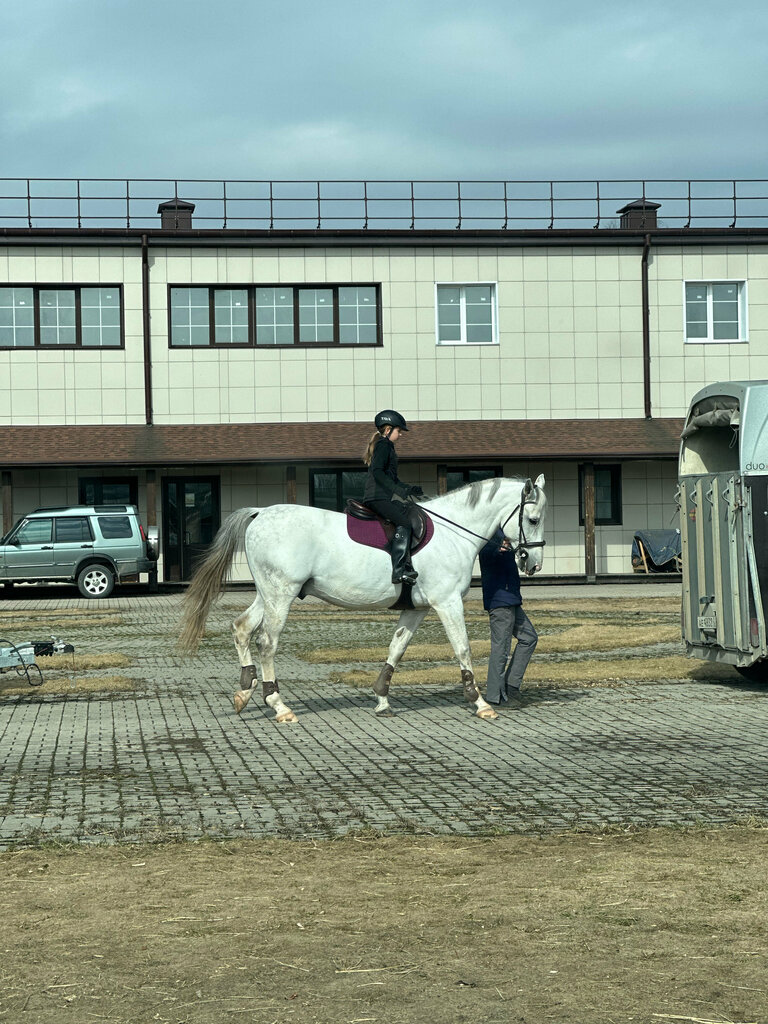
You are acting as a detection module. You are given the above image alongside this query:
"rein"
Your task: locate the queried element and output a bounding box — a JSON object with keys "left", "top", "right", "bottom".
{"left": 421, "top": 485, "right": 546, "bottom": 560}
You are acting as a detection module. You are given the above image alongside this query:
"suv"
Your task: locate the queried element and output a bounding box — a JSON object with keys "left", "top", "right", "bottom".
{"left": 0, "top": 505, "right": 159, "bottom": 598}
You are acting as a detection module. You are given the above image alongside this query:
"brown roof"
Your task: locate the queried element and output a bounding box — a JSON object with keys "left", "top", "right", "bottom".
{"left": 0, "top": 419, "right": 684, "bottom": 468}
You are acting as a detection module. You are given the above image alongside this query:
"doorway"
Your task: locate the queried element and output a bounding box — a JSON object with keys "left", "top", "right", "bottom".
{"left": 162, "top": 477, "right": 220, "bottom": 582}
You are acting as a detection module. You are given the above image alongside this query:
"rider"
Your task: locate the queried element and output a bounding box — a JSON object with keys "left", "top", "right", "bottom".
{"left": 363, "top": 410, "right": 424, "bottom": 584}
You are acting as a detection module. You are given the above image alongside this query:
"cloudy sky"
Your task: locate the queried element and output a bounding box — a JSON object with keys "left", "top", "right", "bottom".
{"left": 1, "top": 0, "right": 767, "bottom": 184}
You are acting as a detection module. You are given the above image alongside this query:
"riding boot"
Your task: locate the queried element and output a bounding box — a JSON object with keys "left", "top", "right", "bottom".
{"left": 391, "top": 526, "right": 418, "bottom": 584}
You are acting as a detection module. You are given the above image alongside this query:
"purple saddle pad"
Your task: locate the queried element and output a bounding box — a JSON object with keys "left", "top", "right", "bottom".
{"left": 346, "top": 512, "right": 434, "bottom": 552}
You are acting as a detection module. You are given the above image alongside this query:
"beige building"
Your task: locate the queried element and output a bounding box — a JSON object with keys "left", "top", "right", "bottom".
{"left": 2, "top": 180, "right": 766, "bottom": 581}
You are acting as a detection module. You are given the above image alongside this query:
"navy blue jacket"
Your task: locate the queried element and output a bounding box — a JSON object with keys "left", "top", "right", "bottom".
{"left": 479, "top": 528, "right": 522, "bottom": 610}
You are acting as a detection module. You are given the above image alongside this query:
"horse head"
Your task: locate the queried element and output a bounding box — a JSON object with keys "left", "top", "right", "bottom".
{"left": 505, "top": 474, "right": 547, "bottom": 577}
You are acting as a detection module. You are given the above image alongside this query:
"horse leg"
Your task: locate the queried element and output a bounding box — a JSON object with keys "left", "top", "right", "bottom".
{"left": 232, "top": 594, "right": 264, "bottom": 715}
{"left": 373, "top": 608, "right": 428, "bottom": 715}
{"left": 433, "top": 598, "right": 498, "bottom": 721}
{"left": 254, "top": 592, "right": 298, "bottom": 724}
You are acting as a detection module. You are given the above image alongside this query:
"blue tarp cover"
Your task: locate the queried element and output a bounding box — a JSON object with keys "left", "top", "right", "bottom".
{"left": 632, "top": 529, "right": 682, "bottom": 570}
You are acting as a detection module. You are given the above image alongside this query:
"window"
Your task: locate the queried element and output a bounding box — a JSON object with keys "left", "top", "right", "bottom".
{"left": 445, "top": 467, "right": 501, "bottom": 492}
{"left": 55, "top": 517, "right": 93, "bottom": 543}
{"left": 578, "top": 465, "right": 622, "bottom": 526}
{"left": 0, "top": 285, "right": 123, "bottom": 348}
{"left": 169, "top": 285, "right": 381, "bottom": 347}
{"left": 310, "top": 470, "right": 367, "bottom": 512}
{"left": 79, "top": 477, "right": 138, "bottom": 506}
{"left": 436, "top": 284, "right": 497, "bottom": 345}
{"left": 97, "top": 515, "right": 133, "bottom": 539}
{"left": 16, "top": 519, "right": 52, "bottom": 544}
{"left": 685, "top": 281, "right": 747, "bottom": 343}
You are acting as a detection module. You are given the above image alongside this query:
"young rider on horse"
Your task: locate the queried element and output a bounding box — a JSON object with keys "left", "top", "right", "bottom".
{"left": 363, "top": 410, "right": 424, "bottom": 584}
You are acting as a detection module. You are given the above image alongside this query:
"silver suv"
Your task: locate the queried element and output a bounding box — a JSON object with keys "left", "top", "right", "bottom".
{"left": 0, "top": 505, "right": 159, "bottom": 598}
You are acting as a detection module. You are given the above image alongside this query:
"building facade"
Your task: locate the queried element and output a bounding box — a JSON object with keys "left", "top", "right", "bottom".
{"left": 2, "top": 180, "right": 766, "bottom": 581}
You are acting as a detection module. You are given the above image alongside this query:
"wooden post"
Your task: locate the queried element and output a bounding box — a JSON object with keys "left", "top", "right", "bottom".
{"left": 145, "top": 469, "right": 157, "bottom": 527}
{"left": 1, "top": 471, "right": 12, "bottom": 537}
{"left": 286, "top": 465, "right": 297, "bottom": 504}
{"left": 583, "top": 462, "right": 596, "bottom": 581}
{"left": 437, "top": 464, "right": 447, "bottom": 495}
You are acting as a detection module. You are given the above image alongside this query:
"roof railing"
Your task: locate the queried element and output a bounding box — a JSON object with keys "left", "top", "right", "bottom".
{"left": 1, "top": 178, "right": 767, "bottom": 231}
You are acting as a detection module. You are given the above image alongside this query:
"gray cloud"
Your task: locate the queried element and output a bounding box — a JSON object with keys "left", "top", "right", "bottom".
{"left": 1, "top": 0, "right": 766, "bottom": 183}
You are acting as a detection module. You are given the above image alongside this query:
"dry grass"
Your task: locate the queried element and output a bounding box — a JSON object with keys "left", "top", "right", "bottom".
{"left": 0, "top": 608, "right": 122, "bottom": 631}
{"left": 43, "top": 652, "right": 133, "bottom": 671}
{"left": 0, "top": 829, "right": 766, "bottom": 1024}
{"left": 337, "top": 654, "right": 741, "bottom": 689}
{"left": 307, "top": 622, "right": 682, "bottom": 664}
{"left": 0, "top": 674, "right": 137, "bottom": 698}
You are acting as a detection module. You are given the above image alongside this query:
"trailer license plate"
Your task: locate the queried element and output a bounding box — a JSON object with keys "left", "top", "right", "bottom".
{"left": 698, "top": 614, "right": 717, "bottom": 630}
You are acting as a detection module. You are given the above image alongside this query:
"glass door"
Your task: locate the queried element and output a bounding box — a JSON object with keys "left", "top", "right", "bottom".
{"left": 162, "top": 477, "right": 220, "bottom": 582}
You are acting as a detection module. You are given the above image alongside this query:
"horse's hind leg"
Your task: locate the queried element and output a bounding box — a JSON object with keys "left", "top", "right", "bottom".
{"left": 235, "top": 589, "right": 298, "bottom": 723}
{"left": 232, "top": 594, "right": 264, "bottom": 714}
{"left": 373, "top": 608, "right": 427, "bottom": 715}
{"left": 433, "top": 597, "right": 498, "bottom": 721}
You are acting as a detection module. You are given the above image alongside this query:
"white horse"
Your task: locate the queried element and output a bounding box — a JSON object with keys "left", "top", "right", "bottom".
{"left": 179, "top": 475, "right": 547, "bottom": 723}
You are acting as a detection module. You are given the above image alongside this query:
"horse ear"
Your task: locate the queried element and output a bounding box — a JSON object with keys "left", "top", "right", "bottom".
{"left": 523, "top": 478, "right": 534, "bottom": 497}
{"left": 535, "top": 473, "right": 545, "bottom": 489}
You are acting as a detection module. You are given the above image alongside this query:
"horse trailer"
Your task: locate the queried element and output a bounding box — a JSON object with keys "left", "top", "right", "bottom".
{"left": 679, "top": 380, "right": 768, "bottom": 681}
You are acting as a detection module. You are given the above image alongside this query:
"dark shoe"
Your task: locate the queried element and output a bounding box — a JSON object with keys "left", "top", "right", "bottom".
{"left": 507, "top": 690, "right": 524, "bottom": 708}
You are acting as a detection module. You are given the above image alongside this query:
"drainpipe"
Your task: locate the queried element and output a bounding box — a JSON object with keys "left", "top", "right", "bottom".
{"left": 641, "top": 233, "right": 652, "bottom": 419}
{"left": 141, "top": 233, "right": 153, "bottom": 425}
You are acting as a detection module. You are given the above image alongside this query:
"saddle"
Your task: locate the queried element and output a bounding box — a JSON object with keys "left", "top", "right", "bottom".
{"left": 345, "top": 499, "right": 434, "bottom": 553}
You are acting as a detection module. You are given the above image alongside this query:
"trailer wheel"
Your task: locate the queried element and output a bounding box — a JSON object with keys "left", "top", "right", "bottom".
{"left": 735, "top": 661, "right": 768, "bottom": 684}
{"left": 77, "top": 565, "right": 115, "bottom": 599}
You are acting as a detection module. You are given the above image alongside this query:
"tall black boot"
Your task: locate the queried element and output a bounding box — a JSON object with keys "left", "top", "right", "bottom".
{"left": 391, "top": 526, "right": 418, "bottom": 584}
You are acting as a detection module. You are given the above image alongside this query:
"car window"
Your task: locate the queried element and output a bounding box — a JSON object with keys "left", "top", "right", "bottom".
{"left": 55, "top": 517, "right": 94, "bottom": 543}
{"left": 15, "top": 519, "right": 53, "bottom": 544}
{"left": 97, "top": 515, "right": 133, "bottom": 539}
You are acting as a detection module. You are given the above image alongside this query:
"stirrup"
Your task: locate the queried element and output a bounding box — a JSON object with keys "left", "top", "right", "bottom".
{"left": 393, "top": 568, "right": 418, "bottom": 584}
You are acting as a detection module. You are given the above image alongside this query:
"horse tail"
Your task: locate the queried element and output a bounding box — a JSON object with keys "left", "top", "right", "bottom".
{"left": 178, "top": 507, "right": 260, "bottom": 653}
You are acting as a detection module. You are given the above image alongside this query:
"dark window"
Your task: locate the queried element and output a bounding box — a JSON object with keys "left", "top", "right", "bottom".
{"left": 0, "top": 286, "right": 124, "bottom": 348}
{"left": 579, "top": 465, "right": 622, "bottom": 526}
{"left": 54, "top": 517, "right": 93, "bottom": 543}
{"left": 310, "top": 470, "right": 367, "bottom": 512}
{"left": 97, "top": 515, "right": 133, "bottom": 539}
{"left": 16, "top": 518, "right": 52, "bottom": 544}
{"left": 169, "top": 285, "right": 381, "bottom": 348}
{"left": 79, "top": 477, "right": 138, "bottom": 506}
{"left": 446, "top": 467, "right": 501, "bottom": 491}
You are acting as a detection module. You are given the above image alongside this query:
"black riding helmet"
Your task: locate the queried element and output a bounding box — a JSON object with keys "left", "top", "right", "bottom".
{"left": 375, "top": 409, "right": 409, "bottom": 432}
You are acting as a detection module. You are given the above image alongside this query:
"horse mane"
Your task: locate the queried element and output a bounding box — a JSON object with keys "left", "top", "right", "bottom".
{"left": 443, "top": 476, "right": 504, "bottom": 507}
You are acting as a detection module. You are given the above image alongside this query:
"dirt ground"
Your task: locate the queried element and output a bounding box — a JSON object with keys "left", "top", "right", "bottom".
{"left": 1, "top": 828, "right": 767, "bottom": 1024}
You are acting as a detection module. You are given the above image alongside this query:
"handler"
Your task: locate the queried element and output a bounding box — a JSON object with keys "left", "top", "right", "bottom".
{"left": 363, "top": 410, "right": 424, "bottom": 584}
{"left": 479, "top": 527, "right": 538, "bottom": 706}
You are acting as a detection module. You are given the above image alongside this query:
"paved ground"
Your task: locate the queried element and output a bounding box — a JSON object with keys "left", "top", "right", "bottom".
{"left": 2, "top": 582, "right": 768, "bottom": 847}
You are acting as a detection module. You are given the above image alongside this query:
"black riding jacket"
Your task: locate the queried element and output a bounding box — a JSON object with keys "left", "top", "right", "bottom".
{"left": 363, "top": 437, "right": 410, "bottom": 502}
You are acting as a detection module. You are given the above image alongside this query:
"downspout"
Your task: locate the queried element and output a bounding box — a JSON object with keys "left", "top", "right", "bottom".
{"left": 141, "top": 233, "right": 153, "bottom": 425}
{"left": 641, "top": 232, "right": 652, "bottom": 419}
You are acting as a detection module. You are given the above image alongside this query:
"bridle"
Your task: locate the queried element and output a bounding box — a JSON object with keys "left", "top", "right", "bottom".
{"left": 499, "top": 489, "right": 547, "bottom": 566}
{"left": 421, "top": 482, "right": 546, "bottom": 564}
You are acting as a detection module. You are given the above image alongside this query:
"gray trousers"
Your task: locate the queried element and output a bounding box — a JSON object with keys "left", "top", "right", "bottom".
{"left": 486, "top": 605, "right": 538, "bottom": 703}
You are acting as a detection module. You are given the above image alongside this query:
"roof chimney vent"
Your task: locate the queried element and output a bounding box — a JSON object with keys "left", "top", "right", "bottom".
{"left": 616, "top": 199, "right": 661, "bottom": 229}
{"left": 157, "top": 199, "right": 195, "bottom": 230}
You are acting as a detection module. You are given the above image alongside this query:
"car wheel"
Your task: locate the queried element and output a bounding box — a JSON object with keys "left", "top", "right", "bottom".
{"left": 77, "top": 564, "right": 115, "bottom": 599}
{"left": 735, "top": 661, "right": 768, "bottom": 684}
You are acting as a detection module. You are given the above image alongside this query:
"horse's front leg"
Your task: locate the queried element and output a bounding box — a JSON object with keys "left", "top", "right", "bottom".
{"left": 373, "top": 608, "right": 428, "bottom": 715}
{"left": 433, "top": 598, "right": 498, "bottom": 721}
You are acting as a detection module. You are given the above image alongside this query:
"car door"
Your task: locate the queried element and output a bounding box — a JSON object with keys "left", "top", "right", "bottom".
{"left": 52, "top": 515, "right": 95, "bottom": 577}
{"left": 2, "top": 518, "right": 55, "bottom": 577}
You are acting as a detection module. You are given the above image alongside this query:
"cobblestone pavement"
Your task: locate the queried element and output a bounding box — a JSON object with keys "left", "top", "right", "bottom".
{"left": 2, "top": 584, "right": 767, "bottom": 847}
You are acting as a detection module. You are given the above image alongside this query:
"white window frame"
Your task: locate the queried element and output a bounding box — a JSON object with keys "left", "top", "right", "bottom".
{"left": 435, "top": 282, "right": 498, "bottom": 346}
{"left": 683, "top": 279, "right": 748, "bottom": 344}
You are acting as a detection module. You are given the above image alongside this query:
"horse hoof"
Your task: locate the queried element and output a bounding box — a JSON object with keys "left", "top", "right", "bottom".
{"left": 276, "top": 710, "right": 298, "bottom": 724}
{"left": 477, "top": 706, "right": 499, "bottom": 721}
{"left": 234, "top": 690, "right": 249, "bottom": 714}
{"left": 375, "top": 706, "right": 395, "bottom": 717}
